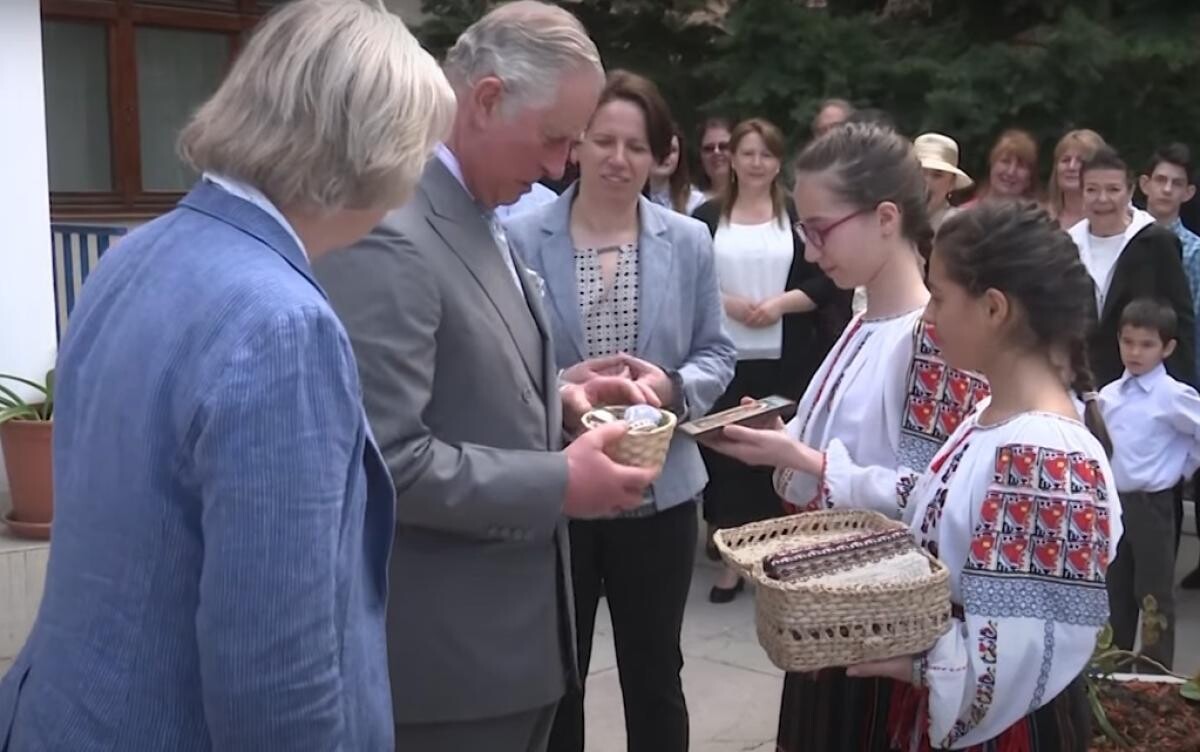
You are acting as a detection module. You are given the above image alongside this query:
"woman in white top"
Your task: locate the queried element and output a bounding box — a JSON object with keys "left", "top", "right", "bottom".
{"left": 711, "top": 196, "right": 1122, "bottom": 746}
{"left": 692, "top": 118, "right": 846, "bottom": 601}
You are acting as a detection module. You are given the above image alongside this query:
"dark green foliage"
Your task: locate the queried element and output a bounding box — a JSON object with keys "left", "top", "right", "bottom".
{"left": 414, "top": 0, "right": 720, "bottom": 137}
{"left": 413, "top": 0, "right": 1200, "bottom": 179}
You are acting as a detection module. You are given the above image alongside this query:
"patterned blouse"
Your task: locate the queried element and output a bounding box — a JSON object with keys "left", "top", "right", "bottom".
{"left": 902, "top": 410, "right": 1119, "bottom": 749}
{"left": 774, "top": 308, "right": 989, "bottom": 516}
{"left": 576, "top": 243, "right": 640, "bottom": 358}
{"left": 576, "top": 243, "right": 655, "bottom": 517}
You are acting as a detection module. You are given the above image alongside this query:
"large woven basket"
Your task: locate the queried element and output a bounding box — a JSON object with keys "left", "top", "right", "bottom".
{"left": 715, "top": 509, "right": 952, "bottom": 673}
{"left": 582, "top": 406, "right": 676, "bottom": 471}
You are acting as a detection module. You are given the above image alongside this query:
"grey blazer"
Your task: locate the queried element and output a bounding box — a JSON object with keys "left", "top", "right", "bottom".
{"left": 313, "top": 159, "right": 577, "bottom": 726}
{"left": 505, "top": 185, "right": 736, "bottom": 511}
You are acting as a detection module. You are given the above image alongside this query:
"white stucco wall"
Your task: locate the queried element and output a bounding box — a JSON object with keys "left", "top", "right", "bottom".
{"left": 0, "top": 0, "right": 56, "bottom": 500}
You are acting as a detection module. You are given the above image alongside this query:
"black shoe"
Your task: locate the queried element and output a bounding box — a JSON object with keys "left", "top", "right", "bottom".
{"left": 709, "top": 578, "right": 744, "bottom": 604}
{"left": 1182, "top": 566, "right": 1200, "bottom": 590}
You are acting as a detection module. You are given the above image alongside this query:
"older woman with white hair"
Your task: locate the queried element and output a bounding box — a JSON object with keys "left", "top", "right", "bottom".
{"left": 0, "top": 1, "right": 454, "bottom": 750}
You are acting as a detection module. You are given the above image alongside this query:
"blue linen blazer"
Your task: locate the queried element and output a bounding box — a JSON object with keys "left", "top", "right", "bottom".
{"left": 504, "top": 186, "right": 737, "bottom": 511}
{"left": 0, "top": 182, "right": 395, "bottom": 751}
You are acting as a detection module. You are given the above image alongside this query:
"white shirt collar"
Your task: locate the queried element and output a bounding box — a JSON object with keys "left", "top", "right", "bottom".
{"left": 1119, "top": 362, "right": 1168, "bottom": 394}
{"left": 203, "top": 172, "right": 307, "bottom": 259}
{"left": 434, "top": 143, "right": 476, "bottom": 204}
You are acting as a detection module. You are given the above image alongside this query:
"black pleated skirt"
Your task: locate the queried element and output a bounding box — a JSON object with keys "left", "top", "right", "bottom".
{"left": 775, "top": 668, "right": 1091, "bottom": 752}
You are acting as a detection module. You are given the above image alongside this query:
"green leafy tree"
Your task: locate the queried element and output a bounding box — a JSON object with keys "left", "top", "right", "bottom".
{"left": 413, "top": 0, "right": 1200, "bottom": 180}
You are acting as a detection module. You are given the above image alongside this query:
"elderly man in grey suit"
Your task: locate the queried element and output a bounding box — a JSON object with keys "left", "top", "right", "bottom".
{"left": 313, "top": 3, "right": 656, "bottom": 751}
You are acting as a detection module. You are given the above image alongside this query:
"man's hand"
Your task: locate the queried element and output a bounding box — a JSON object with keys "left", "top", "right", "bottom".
{"left": 614, "top": 354, "right": 675, "bottom": 408}
{"left": 561, "top": 375, "right": 659, "bottom": 433}
{"left": 562, "top": 422, "right": 659, "bottom": 518}
{"left": 560, "top": 354, "right": 631, "bottom": 385}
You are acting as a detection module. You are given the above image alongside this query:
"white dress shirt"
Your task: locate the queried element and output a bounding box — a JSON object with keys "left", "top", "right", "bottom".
{"left": 434, "top": 143, "right": 523, "bottom": 291}
{"left": 1099, "top": 362, "right": 1200, "bottom": 492}
{"left": 203, "top": 172, "right": 307, "bottom": 259}
{"left": 494, "top": 182, "right": 558, "bottom": 223}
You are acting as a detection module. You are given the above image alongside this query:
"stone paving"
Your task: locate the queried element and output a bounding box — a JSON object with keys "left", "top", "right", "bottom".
{"left": 587, "top": 508, "right": 1200, "bottom": 752}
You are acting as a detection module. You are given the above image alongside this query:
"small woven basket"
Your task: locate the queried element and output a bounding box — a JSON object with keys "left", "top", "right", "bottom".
{"left": 715, "top": 509, "right": 952, "bottom": 673}
{"left": 581, "top": 406, "right": 676, "bottom": 470}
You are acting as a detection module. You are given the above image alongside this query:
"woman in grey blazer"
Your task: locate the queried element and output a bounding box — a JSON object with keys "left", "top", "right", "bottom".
{"left": 505, "top": 71, "right": 735, "bottom": 752}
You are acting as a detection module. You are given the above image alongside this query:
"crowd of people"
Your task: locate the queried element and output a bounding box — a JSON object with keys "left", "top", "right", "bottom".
{"left": 0, "top": 0, "right": 1198, "bottom": 751}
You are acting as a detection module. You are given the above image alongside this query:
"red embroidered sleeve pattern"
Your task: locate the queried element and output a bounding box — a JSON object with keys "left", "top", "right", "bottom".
{"left": 899, "top": 322, "right": 989, "bottom": 469}
{"left": 968, "top": 445, "right": 1111, "bottom": 585}
{"left": 960, "top": 444, "right": 1113, "bottom": 699}
{"left": 777, "top": 452, "right": 830, "bottom": 514}
{"left": 945, "top": 619, "right": 999, "bottom": 746}
{"left": 938, "top": 445, "right": 1113, "bottom": 747}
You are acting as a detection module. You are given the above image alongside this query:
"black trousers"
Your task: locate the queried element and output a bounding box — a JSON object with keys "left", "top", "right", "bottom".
{"left": 1108, "top": 489, "right": 1177, "bottom": 670}
{"left": 394, "top": 702, "right": 557, "bottom": 752}
{"left": 548, "top": 501, "right": 697, "bottom": 752}
{"left": 1175, "top": 472, "right": 1200, "bottom": 564}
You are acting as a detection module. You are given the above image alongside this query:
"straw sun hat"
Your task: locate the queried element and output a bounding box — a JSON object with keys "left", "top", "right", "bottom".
{"left": 913, "top": 133, "right": 973, "bottom": 191}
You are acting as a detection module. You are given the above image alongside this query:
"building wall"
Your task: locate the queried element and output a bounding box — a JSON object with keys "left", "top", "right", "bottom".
{"left": 0, "top": 0, "right": 56, "bottom": 500}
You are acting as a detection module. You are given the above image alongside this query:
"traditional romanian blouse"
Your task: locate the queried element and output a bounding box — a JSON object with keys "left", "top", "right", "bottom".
{"left": 774, "top": 303, "right": 1123, "bottom": 748}
{"left": 902, "top": 409, "right": 1123, "bottom": 748}
{"left": 774, "top": 307, "right": 989, "bottom": 517}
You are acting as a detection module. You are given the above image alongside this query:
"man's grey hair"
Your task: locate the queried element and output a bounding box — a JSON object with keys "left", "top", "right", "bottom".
{"left": 179, "top": 0, "right": 455, "bottom": 211}
{"left": 443, "top": 1, "right": 603, "bottom": 116}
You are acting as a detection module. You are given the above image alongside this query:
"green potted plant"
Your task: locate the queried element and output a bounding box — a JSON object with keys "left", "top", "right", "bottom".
{"left": 0, "top": 370, "right": 54, "bottom": 540}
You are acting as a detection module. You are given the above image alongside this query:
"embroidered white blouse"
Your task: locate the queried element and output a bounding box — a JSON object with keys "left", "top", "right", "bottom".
{"left": 905, "top": 410, "right": 1123, "bottom": 748}
{"left": 774, "top": 307, "right": 989, "bottom": 518}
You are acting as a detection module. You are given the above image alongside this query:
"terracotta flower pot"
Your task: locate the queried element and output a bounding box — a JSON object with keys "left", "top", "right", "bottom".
{"left": 1, "top": 418, "right": 53, "bottom": 538}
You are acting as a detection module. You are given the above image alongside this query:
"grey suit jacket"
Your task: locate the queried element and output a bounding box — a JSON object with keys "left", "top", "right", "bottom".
{"left": 314, "top": 159, "right": 576, "bottom": 725}
{"left": 505, "top": 185, "right": 736, "bottom": 511}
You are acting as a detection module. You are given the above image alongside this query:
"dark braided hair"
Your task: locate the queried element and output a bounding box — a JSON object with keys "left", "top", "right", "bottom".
{"left": 935, "top": 201, "right": 1113, "bottom": 456}
{"left": 794, "top": 122, "right": 934, "bottom": 262}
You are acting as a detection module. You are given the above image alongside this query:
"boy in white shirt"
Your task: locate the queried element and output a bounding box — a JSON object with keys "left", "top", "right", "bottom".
{"left": 1099, "top": 298, "right": 1200, "bottom": 670}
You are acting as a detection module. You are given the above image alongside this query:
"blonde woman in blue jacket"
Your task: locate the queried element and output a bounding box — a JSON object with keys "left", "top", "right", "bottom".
{"left": 0, "top": 2, "right": 453, "bottom": 749}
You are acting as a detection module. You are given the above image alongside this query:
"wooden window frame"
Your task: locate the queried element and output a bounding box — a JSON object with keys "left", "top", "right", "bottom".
{"left": 42, "top": 0, "right": 269, "bottom": 220}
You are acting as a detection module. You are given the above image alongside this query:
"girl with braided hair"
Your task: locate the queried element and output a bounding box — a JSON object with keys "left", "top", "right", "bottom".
{"left": 711, "top": 198, "right": 1122, "bottom": 750}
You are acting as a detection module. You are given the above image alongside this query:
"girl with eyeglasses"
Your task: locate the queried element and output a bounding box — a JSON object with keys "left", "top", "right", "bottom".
{"left": 701, "top": 122, "right": 990, "bottom": 747}
{"left": 692, "top": 118, "right": 847, "bottom": 601}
